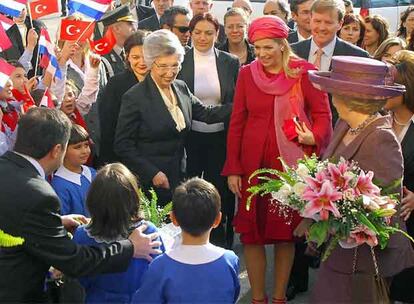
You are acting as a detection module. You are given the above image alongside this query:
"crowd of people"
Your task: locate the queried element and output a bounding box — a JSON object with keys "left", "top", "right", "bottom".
{"left": 1, "top": 0, "right": 414, "bottom": 302}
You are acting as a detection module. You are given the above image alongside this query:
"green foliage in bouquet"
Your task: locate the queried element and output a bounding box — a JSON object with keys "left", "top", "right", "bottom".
{"left": 0, "top": 229, "right": 24, "bottom": 247}
{"left": 247, "top": 154, "right": 319, "bottom": 211}
{"left": 139, "top": 188, "right": 172, "bottom": 227}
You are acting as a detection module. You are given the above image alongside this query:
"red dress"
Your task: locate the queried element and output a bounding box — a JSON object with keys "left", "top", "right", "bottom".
{"left": 222, "top": 63, "right": 332, "bottom": 244}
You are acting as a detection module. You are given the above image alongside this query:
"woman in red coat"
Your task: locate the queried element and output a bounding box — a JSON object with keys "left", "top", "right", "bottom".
{"left": 222, "top": 16, "right": 332, "bottom": 303}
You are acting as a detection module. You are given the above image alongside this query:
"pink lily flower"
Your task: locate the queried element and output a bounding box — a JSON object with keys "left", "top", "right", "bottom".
{"left": 355, "top": 171, "right": 381, "bottom": 197}
{"left": 348, "top": 225, "right": 378, "bottom": 247}
{"left": 302, "top": 181, "right": 343, "bottom": 221}
{"left": 304, "top": 171, "right": 328, "bottom": 192}
{"left": 327, "top": 162, "right": 352, "bottom": 189}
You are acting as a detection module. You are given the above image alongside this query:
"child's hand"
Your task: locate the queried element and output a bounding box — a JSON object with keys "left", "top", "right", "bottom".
{"left": 61, "top": 214, "right": 89, "bottom": 233}
{"left": 89, "top": 53, "right": 101, "bottom": 69}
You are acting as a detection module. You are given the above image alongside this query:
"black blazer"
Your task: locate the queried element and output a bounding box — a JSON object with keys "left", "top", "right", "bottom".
{"left": 136, "top": 4, "right": 155, "bottom": 21}
{"left": 177, "top": 48, "right": 240, "bottom": 108}
{"left": 291, "top": 37, "right": 369, "bottom": 65}
{"left": 138, "top": 14, "right": 160, "bottom": 31}
{"left": 0, "top": 152, "right": 133, "bottom": 302}
{"left": 218, "top": 39, "right": 255, "bottom": 65}
{"left": 287, "top": 30, "right": 299, "bottom": 44}
{"left": 291, "top": 38, "right": 369, "bottom": 124}
{"left": 1, "top": 17, "right": 44, "bottom": 77}
{"left": 403, "top": 122, "right": 414, "bottom": 235}
{"left": 114, "top": 76, "right": 232, "bottom": 187}
{"left": 99, "top": 69, "right": 139, "bottom": 164}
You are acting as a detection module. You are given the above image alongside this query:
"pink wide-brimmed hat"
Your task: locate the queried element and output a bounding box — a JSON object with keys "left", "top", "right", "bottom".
{"left": 308, "top": 56, "right": 405, "bottom": 100}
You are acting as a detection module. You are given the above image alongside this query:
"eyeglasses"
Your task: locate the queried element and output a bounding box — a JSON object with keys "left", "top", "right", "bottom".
{"left": 153, "top": 61, "right": 182, "bottom": 72}
{"left": 172, "top": 26, "right": 190, "bottom": 33}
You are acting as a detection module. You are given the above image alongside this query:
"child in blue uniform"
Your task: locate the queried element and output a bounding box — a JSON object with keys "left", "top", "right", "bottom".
{"left": 133, "top": 177, "right": 240, "bottom": 303}
{"left": 50, "top": 124, "right": 96, "bottom": 216}
{"left": 73, "top": 163, "right": 164, "bottom": 303}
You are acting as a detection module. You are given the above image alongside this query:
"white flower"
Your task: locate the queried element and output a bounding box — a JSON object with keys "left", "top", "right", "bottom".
{"left": 271, "top": 184, "right": 292, "bottom": 202}
{"left": 296, "top": 164, "right": 310, "bottom": 179}
{"left": 362, "top": 195, "right": 380, "bottom": 211}
{"left": 293, "top": 182, "right": 307, "bottom": 196}
{"left": 343, "top": 188, "right": 356, "bottom": 201}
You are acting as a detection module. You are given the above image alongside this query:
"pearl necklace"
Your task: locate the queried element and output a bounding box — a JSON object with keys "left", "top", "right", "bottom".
{"left": 348, "top": 113, "right": 379, "bottom": 135}
{"left": 393, "top": 114, "right": 411, "bottom": 126}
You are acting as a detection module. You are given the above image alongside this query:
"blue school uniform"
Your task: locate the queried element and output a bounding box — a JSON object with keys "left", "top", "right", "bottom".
{"left": 132, "top": 243, "right": 240, "bottom": 303}
{"left": 73, "top": 220, "right": 164, "bottom": 303}
{"left": 50, "top": 165, "right": 96, "bottom": 216}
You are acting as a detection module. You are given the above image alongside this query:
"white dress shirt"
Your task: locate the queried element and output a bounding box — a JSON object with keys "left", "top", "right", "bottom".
{"left": 308, "top": 37, "right": 337, "bottom": 72}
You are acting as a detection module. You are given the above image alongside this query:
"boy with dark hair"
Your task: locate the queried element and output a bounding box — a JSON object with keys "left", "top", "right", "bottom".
{"left": 51, "top": 124, "right": 96, "bottom": 216}
{"left": 133, "top": 177, "right": 240, "bottom": 303}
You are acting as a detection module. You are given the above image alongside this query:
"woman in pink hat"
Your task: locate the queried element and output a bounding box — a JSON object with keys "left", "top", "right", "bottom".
{"left": 222, "top": 16, "right": 332, "bottom": 304}
{"left": 308, "top": 55, "right": 414, "bottom": 302}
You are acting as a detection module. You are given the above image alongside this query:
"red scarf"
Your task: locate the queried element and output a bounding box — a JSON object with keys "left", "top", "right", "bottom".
{"left": 250, "top": 58, "right": 316, "bottom": 166}
{"left": 12, "top": 87, "right": 35, "bottom": 114}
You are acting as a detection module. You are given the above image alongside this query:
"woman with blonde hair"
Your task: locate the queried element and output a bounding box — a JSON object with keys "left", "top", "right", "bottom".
{"left": 222, "top": 16, "right": 332, "bottom": 304}
{"left": 373, "top": 37, "right": 406, "bottom": 63}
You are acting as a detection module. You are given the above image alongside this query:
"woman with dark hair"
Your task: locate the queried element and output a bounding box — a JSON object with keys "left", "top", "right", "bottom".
{"left": 384, "top": 50, "right": 414, "bottom": 303}
{"left": 337, "top": 14, "right": 365, "bottom": 47}
{"left": 177, "top": 13, "right": 240, "bottom": 248}
{"left": 222, "top": 16, "right": 332, "bottom": 304}
{"left": 73, "top": 163, "right": 164, "bottom": 303}
{"left": 308, "top": 55, "right": 414, "bottom": 303}
{"left": 219, "top": 8, "right": 255, "bottom": 66}
{"left": 397, "top": 6, "right": 414, "bottom": 43}
{"left": 363, "top": 15, "right": 390, "bottom": 56}
{"left": 98, "top": 31, "right": 148, "bottom": 165}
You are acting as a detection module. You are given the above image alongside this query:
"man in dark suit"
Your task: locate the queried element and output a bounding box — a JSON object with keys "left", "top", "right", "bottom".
{"left": 160, "top": 6, "right": 191, "bottom": 50}
{"left": 288, "top": 0, "right": 369, "bottom": 299}
{"left": 100, "top": 5, "right": 137, "bottom": 80}
{"left": 287, "top": 0, "right": 314, "bottom": 44}
{"left": 0, "top": 108, "right": 161, "bottom": 302}
{"left": 0, "top": 9, "right": 44, "bottom": 77}
{"left": 138, "top": 0, "right": 173, "bottom": 31}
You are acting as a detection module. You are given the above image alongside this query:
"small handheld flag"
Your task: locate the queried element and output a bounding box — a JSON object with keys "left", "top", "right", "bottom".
{"left": 68, "top": 0, "right": 112, "bottom": 20}
{"left": 0, "top": 0, "right": 27, "bottom": 18}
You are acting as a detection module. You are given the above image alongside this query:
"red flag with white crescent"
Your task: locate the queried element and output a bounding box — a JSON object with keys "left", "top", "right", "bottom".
{"left": 29, "top": 0, "right": 60, "bottom": 19}
{"left": 0, "top": 22, "right": 12, "bottom": 52}
{"left": 89, "top": 27, "right": 116, "bottom": 56}
{"left": 60, "top": 19, "right": 95, "bottom": 42}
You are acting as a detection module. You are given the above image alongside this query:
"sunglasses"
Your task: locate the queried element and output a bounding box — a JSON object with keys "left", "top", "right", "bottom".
{"left": 173, "top": 26, "right": 190, "bottom": 33}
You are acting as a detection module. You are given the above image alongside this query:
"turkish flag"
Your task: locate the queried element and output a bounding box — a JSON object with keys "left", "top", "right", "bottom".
{"left": 29, "top": 0, "right": 60, "bottom": 19}
{"left": 60, "top": 19, "right": 95, "bottom": 42}
{"left": 89, "top": 28, "right": 115, "bottom": 55}
{"left": 40, "top": 88, "right": 55, "bottom": 108}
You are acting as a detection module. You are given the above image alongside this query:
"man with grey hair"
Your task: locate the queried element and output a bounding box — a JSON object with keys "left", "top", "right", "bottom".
{"left": 160, "top": 6, "right": 191, "bottom": 49}
{"left": 115, "top": 30, "right": 231, "bottom": 206}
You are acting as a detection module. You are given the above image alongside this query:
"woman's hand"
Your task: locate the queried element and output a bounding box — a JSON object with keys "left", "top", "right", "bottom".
{"left": 228, "top": 175, "right": 242, "bottom": 198}
{"left": 401, "top": 186, "right": 414, "bottom": 221}
{"left": 295, "top": 121, "right": 316, "bottom": 146}
{"left": 152, "top": 171, "right": 170, "bottom": 189}
{"left": 293, "top": 218, "right": 313, "bottom": 237}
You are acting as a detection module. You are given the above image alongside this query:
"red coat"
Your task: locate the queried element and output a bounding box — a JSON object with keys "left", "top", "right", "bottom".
{"left": 222, "top": 63, "right": 332, "bottom": 242}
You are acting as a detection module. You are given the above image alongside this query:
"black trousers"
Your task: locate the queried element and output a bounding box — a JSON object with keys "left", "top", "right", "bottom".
{"left": 186, "top": 130, "right": 235, "bottom": 249}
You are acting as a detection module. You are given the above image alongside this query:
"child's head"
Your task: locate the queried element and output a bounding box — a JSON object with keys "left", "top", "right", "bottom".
{"left": 172, "top": 177, "right": 222, "bottom": 237}
{"left": 86, "top": 163, "right": 142, "bottom": 240}
{"left": 64, "top": 124, "right": 90, "bottom": 168}
{"left": 61, "top": 80, "right": 79, "bottom": 116}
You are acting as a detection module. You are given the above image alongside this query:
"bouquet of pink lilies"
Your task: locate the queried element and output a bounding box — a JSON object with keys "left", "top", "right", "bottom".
{"left": 247, "top": 155, "right": 413, "bottom": 260}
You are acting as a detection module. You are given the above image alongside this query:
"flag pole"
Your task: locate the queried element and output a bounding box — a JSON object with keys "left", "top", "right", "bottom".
{"left": 33, "top": 38, "right": 41, "bottom": 76}
{"left": 26, "top": 1, "right": 34, "bottom": 28}
{"left": 74, "top": 21, "right": 95, "bottom": 45}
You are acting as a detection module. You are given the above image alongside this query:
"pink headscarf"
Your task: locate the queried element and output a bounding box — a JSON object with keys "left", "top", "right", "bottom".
{"left": 248, "top": 16, "right": 289, "bottom": 43}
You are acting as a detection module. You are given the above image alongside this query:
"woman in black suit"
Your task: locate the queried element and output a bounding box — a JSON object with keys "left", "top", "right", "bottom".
{"left": 177, "top": 13, "right": 240, "bottom": 248}
{"left": 387, "top": 51, "right": 414, "bottom": 303}
{"left": 99, "top": 31, "right": 148, "bottom": 165}
{"left": 114, "top": 29, "right": 231, "bottom": 206}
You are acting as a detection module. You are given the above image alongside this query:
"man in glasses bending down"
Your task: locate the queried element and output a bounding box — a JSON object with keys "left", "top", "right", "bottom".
{"left": 161, "top": 6, "right": 192, "bottom": 51}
